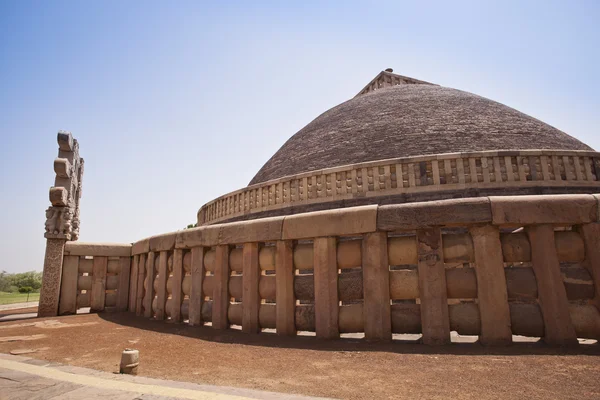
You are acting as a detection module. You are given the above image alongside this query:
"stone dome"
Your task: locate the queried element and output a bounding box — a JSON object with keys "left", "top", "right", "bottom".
{"left": 250, "top": 80, "right": 593, "bottom": 185}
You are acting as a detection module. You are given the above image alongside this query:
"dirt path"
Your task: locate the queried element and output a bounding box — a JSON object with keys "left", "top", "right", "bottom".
{"left": 1, "top": 312, "right": 599, "bottom": 399}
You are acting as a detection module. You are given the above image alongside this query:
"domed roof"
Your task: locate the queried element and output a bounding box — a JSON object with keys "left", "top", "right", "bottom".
{"left": 250, "top": 73, "right": 592, "bottom": 185}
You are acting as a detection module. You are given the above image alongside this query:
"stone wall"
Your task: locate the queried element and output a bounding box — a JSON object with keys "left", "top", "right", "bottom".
{"left": 56, "top": 193, "right": 600, "bottom": 345}
{"left": 198, "top": 150, "right": 600, "bottom": 225}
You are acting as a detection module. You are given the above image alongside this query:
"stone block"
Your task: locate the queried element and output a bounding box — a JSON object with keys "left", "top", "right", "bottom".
{"left": 149, "top": 232, "right": 177, "bottom": 252}
{"left": 276, "top": 240, "right": 296, "bottom": 335}
{"left": 282, "top": 205, "right": 377, "bottom": 240}
{"left": 175, "top": 225, "right": 219, "bottom": 248}
{"left": 131, "top": 238, "right": 150, "bottom": 255}
{"left": 378, "top": 197, "right": 492, "bottom": 231}
{"left": 362, "top": 232, "right": 391, "bottom": 341}
{"left": 49, "top": 187, "right": 68, "bottom": 206}
{"left": 64, "top": 242, "right": 132, "bottom": 257}
{"left": 53, "top": 158, "right": 71, "bottom": 178}
{"left": 219, "top": 216, "right": 284, "bottom": 244}
{"left": 490, "top": 194, "right": 597, "bottom": 226}
{"left": 339, "top": 304, "right": 364, "bottom": 333}
{"left": 57, "top": 130, "right": 74, "bottom": 151}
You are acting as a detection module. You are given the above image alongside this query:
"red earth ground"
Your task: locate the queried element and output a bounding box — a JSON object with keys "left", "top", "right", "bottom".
{"left": 1, "top": 311, "right": 599, "bottom": 399}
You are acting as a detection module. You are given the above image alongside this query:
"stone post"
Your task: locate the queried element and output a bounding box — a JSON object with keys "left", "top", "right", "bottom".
{"left": 38, "top": 131, "right": 84, "bottom": 317}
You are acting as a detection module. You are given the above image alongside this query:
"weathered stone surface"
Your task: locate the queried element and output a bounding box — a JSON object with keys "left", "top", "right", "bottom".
{"left": 509, "top": 303, "right": 545, "bottom": 337}
{"left": 170, "top": 249, "right": 184, "bottom": 323}
{"left": 282, "top": 205, "right": 377, "bottom": 239}
{"left": 45, "top": 131, "right": 84, "bottom": 241}
{"left": 242, "top": 243, "right": 260, "bottom": 333}
{"left": 491, "top": 194, "right": 598, "bottom": 226}
{"left": 189, "top": 246, "right": 205, "bottom": 326}
{"left": 416, "top": 228, "right": 450, "bottom": 345}
{"left": 53, "top": 158, "right": 71, "bottom": 178}
{"left": 276, "top": 240, "right": 296, "bottom": 335}
{"left": 293, "top": 243, "right": 313, "bottom": 270}
{"left": 176, "top": 217, "right": 284, "bottom": 248}
{"left": 500, "top": 232, "right": 531, "bottom": 262}
{"left": 49, "top": 187, "right": 68, "bottom": 206}
{"left": 470, "top": 225, "right": 512, "bottom": 345}
{"left": 149, "top": 232, "right": 177, "bottom": 252}
{"left": 313, "top": 237, "right": 339, "bottom": 339}
{"left": 445, "top": 268, "right": 477, "bottom": 299}
{"left": 294, "top": 274, "right": 314, "bottom": 301}
{"left": 442, "top": 233, "right": 474, "bottom": 263}
{"left": 391, "top": 303, "right": 421, "bottom": 334}
{"left": 339, "top": 304, "right": 364, "bottom": 333}
{"left": 362, "top": 232, "right": 391, "bottom": 340}
{"left": 448, "top": 303, "right": 480, "bottom": 336}
{"left": 378, "top": 198, "right": 491, "bottom": 231}
{"left": 64, "top": 242, "right": 131, "bottom": 257}
{"left": 580, "top": 223, "right": 600, "bottom": 310}
{"left": 389, "top": 269, "right": 419, "bottom": 299}
{"left": 116, "top": 256, "right": 130, "bottom": 311}
{"left": 388, "top": 236, "right": 417, "bottom": 265}
{"left": 155, "top": 252, "right": 168, "bottom": 320}
{"left": 527, "top": 224, "right": 577, "bottom": 345}
{"left": 131, "top": 238, "right": 150, "bottom": 255}
{"left": 58, "top": 255, "right": 79, "bottom": 315}
{"left": 38, "top": 239, "right": 66, "bottom": 317}
{"left": 212, "top": 245, "right": 230, "bottom": 329}
{"left": 219, "top": 216, "right": 284, "bottom": 244}
{"left": 338, "top": 270, "right": 363, "bottom": 301}
{"left": 90, "top": 256, "right": 108, "bottom": 312}
{"left": 295, "top": 304, "right": 316, "bottom": 331}
{"left": 337, "top": 240, "right": 361, "bottom": 269}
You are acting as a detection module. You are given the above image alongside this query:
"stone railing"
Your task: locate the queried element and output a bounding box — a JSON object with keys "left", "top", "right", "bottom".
{"left": 198, "top": 150, "right": 600, "bottom": 225}
{"left": 54, "top": 193, "right": 600, "bottom": 345}
{"left": 57, "top": 243, "right": 132, "bottom": 314}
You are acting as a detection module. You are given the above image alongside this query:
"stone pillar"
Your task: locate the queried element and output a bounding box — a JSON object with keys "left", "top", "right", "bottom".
{"left": 38, "top": 238, "right": 67, "bottom": 317}
{"left": 38, "top": 131, "right": 84, "bottom": 318}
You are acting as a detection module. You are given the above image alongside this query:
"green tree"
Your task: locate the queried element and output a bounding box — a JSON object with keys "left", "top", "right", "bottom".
{"left": 10, "top": 271, "right": 42, "bottom": 291}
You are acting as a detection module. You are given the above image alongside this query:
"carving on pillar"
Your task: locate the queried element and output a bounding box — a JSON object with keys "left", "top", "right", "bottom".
{"left": 39, "top": 131, "right": 84, "bottom": 318}
{"left": 38, "top": 238, "right": 67, "bottom": 317}
{"left": 44, "top": 131, "right": 84, "bottom": 241}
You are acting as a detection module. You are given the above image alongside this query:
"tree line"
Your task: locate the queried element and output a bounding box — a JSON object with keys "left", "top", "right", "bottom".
{"left": 0, "top": 271, "right": 42, "bottom": 293}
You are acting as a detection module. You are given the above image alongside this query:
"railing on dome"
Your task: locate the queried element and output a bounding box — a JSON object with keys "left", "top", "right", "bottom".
{"left": 56, "top": 194, "right": 600, "bottom": 345}
{"left": 197, "top": 150, "right": 600, "bottom": 226}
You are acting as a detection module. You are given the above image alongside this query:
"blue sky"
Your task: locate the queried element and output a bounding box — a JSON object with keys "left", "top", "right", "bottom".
{"left": 1, "top": 0, "right": 598, "bottom": 273}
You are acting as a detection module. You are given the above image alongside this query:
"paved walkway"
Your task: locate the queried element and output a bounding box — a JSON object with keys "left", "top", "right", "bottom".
{"left": 0, "top": 354, "right": 329, "bottom": 400}
{"left": 0, "top": 302, "right": 39, "bottom": 311}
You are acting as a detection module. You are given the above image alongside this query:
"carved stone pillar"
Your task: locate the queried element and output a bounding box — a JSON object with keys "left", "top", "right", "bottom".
{"left": 38, "top": 131, "right": 84, "bottom": 317}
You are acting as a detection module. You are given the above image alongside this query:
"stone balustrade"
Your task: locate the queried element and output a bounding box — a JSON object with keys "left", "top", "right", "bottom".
{"left": 57, "top": 194, "right": 600, "bottom": 345}
{"left": 198, "top": 150, "right": 600, "bottom": 225}
{"left": 58, "top": 242, "right": 131, "bottom": 314}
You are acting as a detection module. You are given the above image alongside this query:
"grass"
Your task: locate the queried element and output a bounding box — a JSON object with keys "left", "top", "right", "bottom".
{"left": 0, "top": 291, "right": 40, "bottom": 305}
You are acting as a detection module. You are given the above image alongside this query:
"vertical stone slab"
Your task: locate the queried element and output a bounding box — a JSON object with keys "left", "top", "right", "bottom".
{"left": 213, "top": 245, "right": 230, "bottom": 330}
{"left": 242, "top": 243, "right": 261, "bottom": 333}
{"left": 276, "top": 240, "right": 296, "bottom": 335}
{"left": 38, "top": 239, "right": 67, "bottom": 317}
{"left": 314, "top": 237, "right": 339, "bottom": 339}
{"left": 58, "top": 255, "right": 79, "bottom": 315}
{"left": 171, "top": 249, "right": 184, "bottom": 323}
{"left": 527, "top": 224, "right": 577, "bottom": 345}
{"left": 579, "top": 223, "right": 600, "bottom": 310}
{"left": 189, "top": 246, "right": 205, "bottom": 326}
{"left": 362, "top": 232, "right": 392, "bottom": 341}
{"left": 135, "top": 254, "right": 146, "bottom": 316}
{"left": 143, "top": 252, "right": 156, "bottom": 318}
{"left": 417, "top": 228, "right": 450, "bottom": 345}
{"left": 90, "top": 256, "right": 108, "bottom": 312}
{"left": 116, "top": 256, "right": 131, "bottom": 311}
{"left": 470, "top": 225, "right": 512, "bottom": 345}
{"left": 155, "top": 251, "right": 169, "bottom": 320}
{"left": 128, "top": 255, "right": 139, "bottom": 312}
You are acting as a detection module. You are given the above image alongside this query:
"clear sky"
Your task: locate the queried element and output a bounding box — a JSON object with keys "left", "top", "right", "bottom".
{"left": 1, "top": 1, "right": 598, "bottom": 273}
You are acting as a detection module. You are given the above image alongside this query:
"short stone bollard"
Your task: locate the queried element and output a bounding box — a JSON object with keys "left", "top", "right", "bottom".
{"left": 119, "top": 349, "right": 139, "bottom": 375}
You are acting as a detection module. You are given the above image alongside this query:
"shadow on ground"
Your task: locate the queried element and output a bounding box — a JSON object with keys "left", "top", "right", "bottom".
{"left": 98, "top": 311, "right": 600, "bottom": 357}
